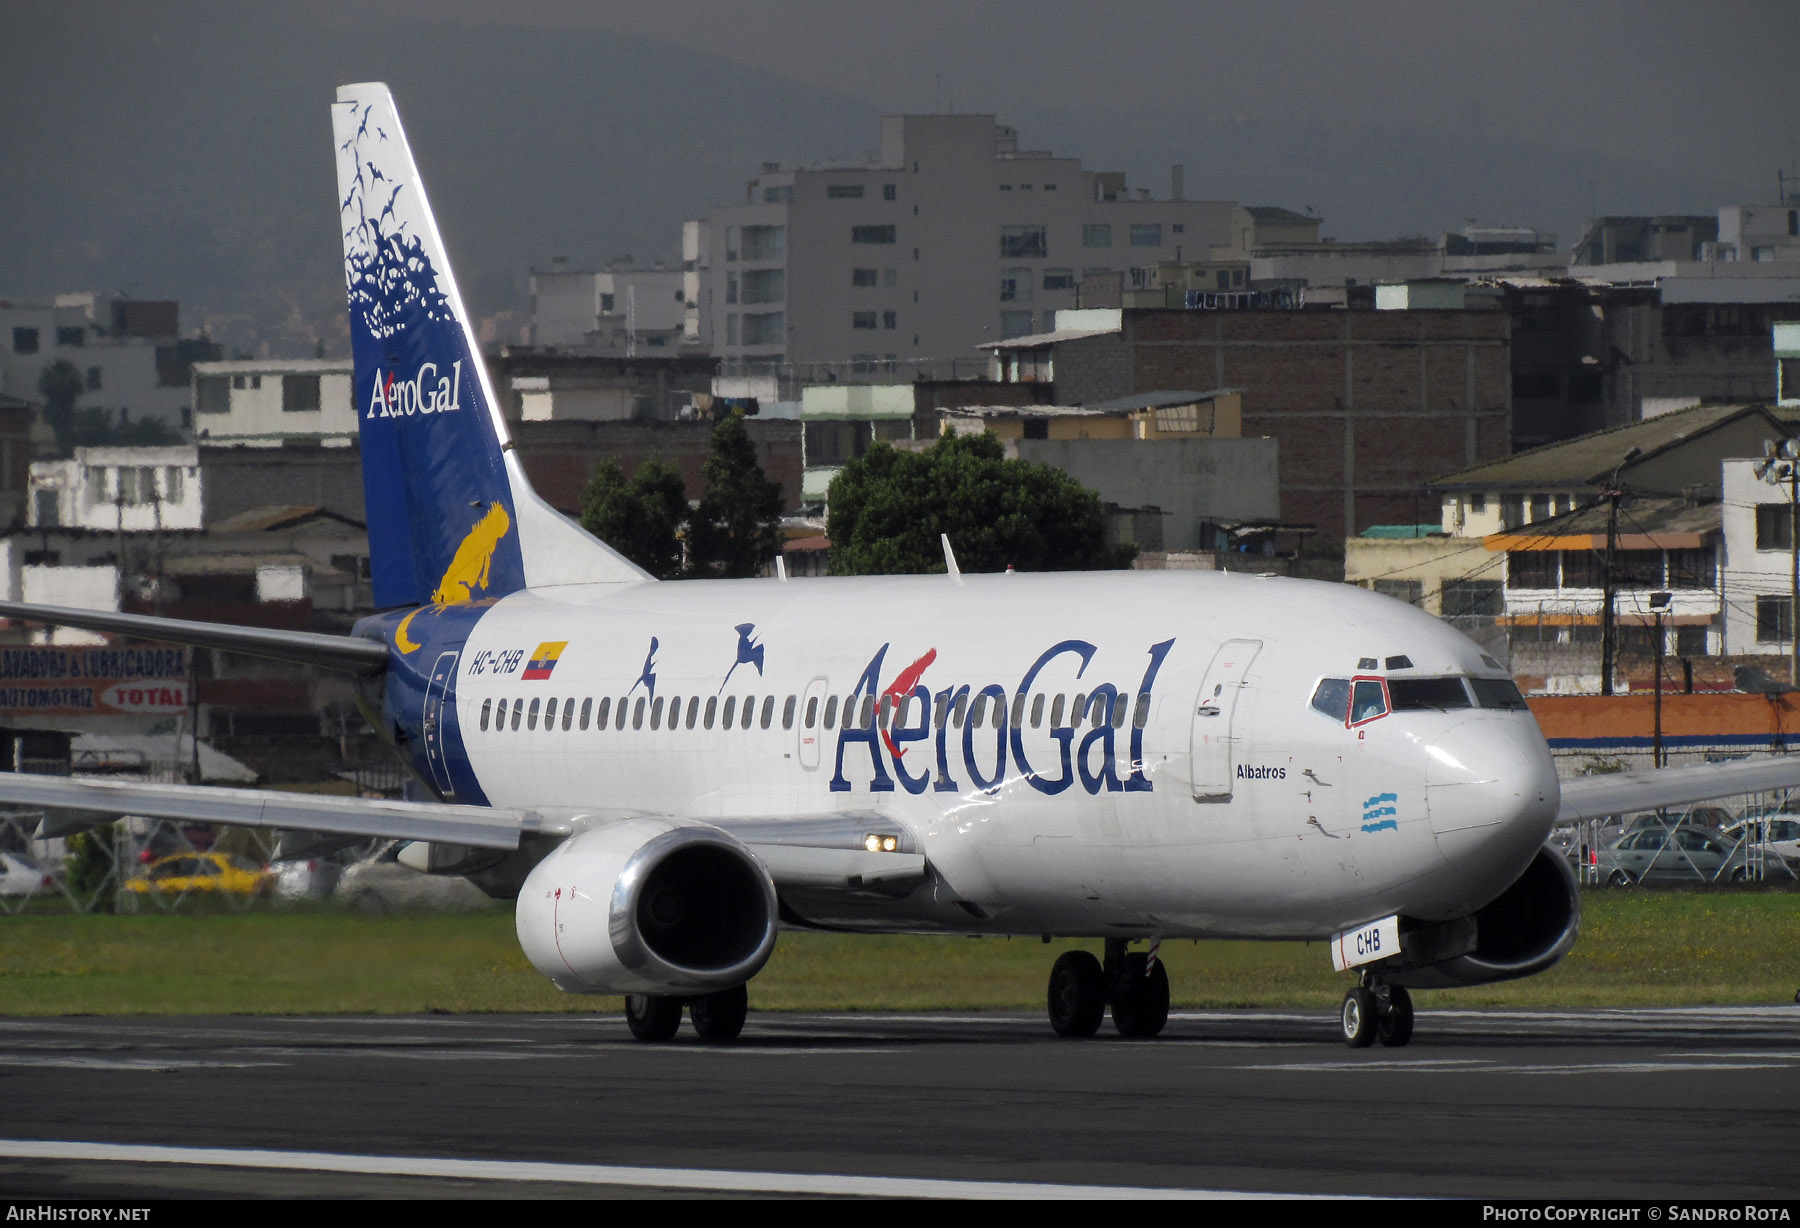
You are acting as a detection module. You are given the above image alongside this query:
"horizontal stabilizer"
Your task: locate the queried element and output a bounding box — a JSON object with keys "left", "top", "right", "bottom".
{"left": 1557, "top": 754, "right": 1800, "bottom": 824}
{"left": 0, "top": 773, "right": 557, "bottom": 849}
{"left": 0, "top": 601, "right": 390, "bottom": 675}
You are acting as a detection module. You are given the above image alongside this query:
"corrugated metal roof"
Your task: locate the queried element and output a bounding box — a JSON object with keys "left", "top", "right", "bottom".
{"left": 1481, "top": 496, "right": 1719, "bottom": 552}
{"left": 941, "top": 404, "right": 1111, "bottom": 419}
{"left": 978, "top": 326, "right": 1119, "bottom": 351}
{"left": 1090, "top": 389, "right": 1239, "bottom": 411}
{"left": 207, "top": 505, "right": 364, "bottom": 534}
{"left": 1429, "top": 403, "right": 1779, "bottom": 490}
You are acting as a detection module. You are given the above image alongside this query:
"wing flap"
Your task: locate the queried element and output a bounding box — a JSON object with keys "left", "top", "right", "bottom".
{"left": 0, "top": 774, "right": 553, "bottom": 849}
{"left": 1557, "top": 755, "right": 1800, "bottom": 824}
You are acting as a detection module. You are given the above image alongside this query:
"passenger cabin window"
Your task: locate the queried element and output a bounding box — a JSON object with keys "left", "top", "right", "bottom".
{"left": 480, "top": 698, "right": 492, "bottom": 731}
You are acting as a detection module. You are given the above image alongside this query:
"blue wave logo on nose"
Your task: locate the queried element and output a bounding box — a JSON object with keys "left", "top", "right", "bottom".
{"left": 1362, "top": 792, "right": 1398, "bottom": 833}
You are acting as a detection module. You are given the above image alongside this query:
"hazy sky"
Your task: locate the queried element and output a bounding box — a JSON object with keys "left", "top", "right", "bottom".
{"left": 4, "top": 0, "right": 1796, "bottom": 353}
{"left": 447, "top": 0, "right": 1800, "bottom": 197}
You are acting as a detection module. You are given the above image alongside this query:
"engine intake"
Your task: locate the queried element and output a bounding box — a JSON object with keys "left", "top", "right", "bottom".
{"left": 516, "top": 818, "right": 778, "bottom": 995}
{"left": 1390, "top": 847, "right": 1581, "bottom": 989}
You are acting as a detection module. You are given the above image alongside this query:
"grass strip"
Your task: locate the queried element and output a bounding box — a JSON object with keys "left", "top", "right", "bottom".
{"left": 0, "top": 889, "right": 1794, "bottom": 1016}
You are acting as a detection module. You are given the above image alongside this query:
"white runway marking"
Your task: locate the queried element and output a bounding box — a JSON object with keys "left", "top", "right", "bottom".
{"left": 0, "top": 1140, "right": 1333, "bottom": 1200}
{"left": 1231, "top": 1058, "right": 1798, "bottom": 1075}
{"left": 0, "top": 1051, "right": 280, "bottom": 1058}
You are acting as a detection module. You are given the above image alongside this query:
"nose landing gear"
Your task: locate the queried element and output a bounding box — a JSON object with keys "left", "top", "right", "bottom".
{"left": 1046, "top": 939, "right": 1171, "bottom": 1039}
{"left": 1341, "top": 978, "right": 1413, "bottom": 1048}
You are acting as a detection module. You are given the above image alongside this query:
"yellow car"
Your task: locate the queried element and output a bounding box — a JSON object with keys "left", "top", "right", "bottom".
{"left": 122, "top": 852, "right": 274, "bottom": 901}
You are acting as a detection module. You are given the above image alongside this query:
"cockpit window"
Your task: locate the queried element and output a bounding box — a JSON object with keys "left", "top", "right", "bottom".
{"left": 1310, "top": 678, "right": 1350, "bottom": 721}
{"left": 1350, "top": 678, "right": 1388, "bottom": 724}
{"left": 1388, "top": 677, "right": 1472, "bottom": 711}
{"left": 1470, "top": 677, "right": 1528, "bottom": 710}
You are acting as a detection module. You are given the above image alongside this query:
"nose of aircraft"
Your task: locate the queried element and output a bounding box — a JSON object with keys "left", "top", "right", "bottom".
{"left": 1424, "top": 716, "right": 1560, "bottom": 893}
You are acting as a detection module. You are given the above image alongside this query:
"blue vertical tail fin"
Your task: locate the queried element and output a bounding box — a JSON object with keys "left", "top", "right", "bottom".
{"left": 332, "top": 82, "right": 651, "bottom": 610}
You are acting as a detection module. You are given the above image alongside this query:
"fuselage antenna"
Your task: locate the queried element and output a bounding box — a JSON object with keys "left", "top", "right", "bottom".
{"left": 941, "top": 533, "right": 964, "bottom": 586}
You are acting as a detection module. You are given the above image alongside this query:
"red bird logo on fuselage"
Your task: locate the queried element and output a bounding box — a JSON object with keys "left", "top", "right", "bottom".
{"left": 879, "top": 648, "right": 937, "bottom": 758}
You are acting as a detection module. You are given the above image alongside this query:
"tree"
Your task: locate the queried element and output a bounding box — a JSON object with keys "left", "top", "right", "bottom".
{"left": 67, "top": 408, "right": 183, "bottom": 449}
{"left": 686, "top": 412, "right": 784, "bottom": 578}
{"left": 826, "top": 432, "right": 1135, "bottom": 576}
{"left": 37, "top": 360, "right": 83, "bottom": 455}
{"left": 578, "top": 457, "right": 690, "bottom": 580}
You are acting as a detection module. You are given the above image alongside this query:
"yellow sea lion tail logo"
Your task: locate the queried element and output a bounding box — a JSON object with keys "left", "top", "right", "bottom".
{"left": 431, "top": 504, "right": 511, "bottom": 606}
{"left": 393, "top": 606, "right": 424, "bottom": 654}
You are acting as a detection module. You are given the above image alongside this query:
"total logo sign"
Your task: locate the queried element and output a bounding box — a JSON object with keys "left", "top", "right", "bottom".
{"left": 366, "top": 360, "right": 464, "bottom": 418}
{"left": 102, "top": 681, "right": 189, "bottom": 714}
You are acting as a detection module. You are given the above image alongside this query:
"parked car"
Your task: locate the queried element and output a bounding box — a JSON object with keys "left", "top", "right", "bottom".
{"left": 1593, "top": 825, "right": 1750, "bottom": 887}
{"left": 335, "top": 841, "right": 492, "bottom": 913}
{"left": 0, "top": 851, "right": 56, "bottom": 897}
{"left": 1721, "top": 812, "right": 1800, "bottom": 868}
{"left": 120, "top": 852, "right": 274, "bottom": 904}
{"left": 267, "top": 855, "right": 346, "bottom": 903}
{"left": 1608, "top": 804, "right": 1734, "bottom": 840}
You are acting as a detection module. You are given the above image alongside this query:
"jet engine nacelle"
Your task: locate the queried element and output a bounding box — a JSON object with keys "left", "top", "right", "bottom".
{"left": 1390, "top": 847, "right": 1581, "bottom": 989}
{"left": 515, "top": 818, "right": 778, "bottom": 995}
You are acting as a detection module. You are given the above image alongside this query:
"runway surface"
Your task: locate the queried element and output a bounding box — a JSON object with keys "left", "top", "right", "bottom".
{"left": 1, "top": 1006, "right": 1797, "bottom": 1199}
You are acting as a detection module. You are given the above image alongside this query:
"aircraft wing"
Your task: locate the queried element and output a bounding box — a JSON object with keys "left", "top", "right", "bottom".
{"left": 1556, "top": 754, "right": 1800, "bottom": 824}
{"left": 0, "top": 773, "right": 548, "bottom": 849}
{"left": 712, "top": 815, "right": 927, "bottom": 892}
{"left": 0, "top": 600, "right": 390, "bottom": 675}
{"left": 0, "top": 769, "right": 923, "bottom": 892}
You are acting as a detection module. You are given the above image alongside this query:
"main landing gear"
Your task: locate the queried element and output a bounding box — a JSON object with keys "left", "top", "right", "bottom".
{"left": 624, "top": 983, "right": 749, "bottom": 1043}
{"left": 1047, "top": 938, "right": 1170, "bottom": 1039}
{"left": 1340, "top": 978, "right": 1413, "bottom": 1049}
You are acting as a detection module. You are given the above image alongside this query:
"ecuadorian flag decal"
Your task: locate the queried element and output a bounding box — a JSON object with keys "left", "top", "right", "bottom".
{"left": 522, "top": 641, "right": 568, "bottom": 680}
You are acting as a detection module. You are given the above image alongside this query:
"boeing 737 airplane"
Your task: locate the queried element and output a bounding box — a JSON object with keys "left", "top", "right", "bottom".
{"left": 2, "top": 84, "right": 1795, "bottom": 1047}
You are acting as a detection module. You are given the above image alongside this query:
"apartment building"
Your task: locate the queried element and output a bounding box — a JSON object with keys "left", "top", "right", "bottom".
{"left": 689, "top": 115, "right": 1252, "bottom": 376}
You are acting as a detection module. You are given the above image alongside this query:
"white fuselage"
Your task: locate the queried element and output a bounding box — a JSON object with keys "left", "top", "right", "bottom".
{"left": 442, "top": 569, "right": 1559, "bottom": 941}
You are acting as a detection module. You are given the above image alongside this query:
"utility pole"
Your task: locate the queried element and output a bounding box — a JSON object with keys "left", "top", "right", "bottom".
{"left": 1650, "top": 591, "right": 1671, "bottom": 768}
{"left": 1600, "top": 483, "right": 1622, "bottom": 696}
{"left": 1600, "top": 449, "right": 1640, "bottom": 698}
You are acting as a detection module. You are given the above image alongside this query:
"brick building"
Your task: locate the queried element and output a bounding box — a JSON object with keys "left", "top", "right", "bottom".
{"left": 992, "top": 306, "right": 1511, "bottom": 538}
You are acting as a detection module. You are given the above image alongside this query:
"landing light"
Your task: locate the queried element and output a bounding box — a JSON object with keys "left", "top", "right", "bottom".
{"left": 863, "top": 834, "right": 899, "bottom": 853}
